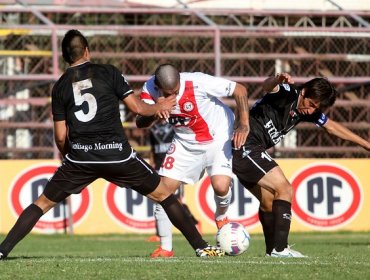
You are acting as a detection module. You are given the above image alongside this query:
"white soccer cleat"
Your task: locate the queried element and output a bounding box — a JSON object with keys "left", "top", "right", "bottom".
{"left": 271, "top": 245, "right": 307, "bottom": 258}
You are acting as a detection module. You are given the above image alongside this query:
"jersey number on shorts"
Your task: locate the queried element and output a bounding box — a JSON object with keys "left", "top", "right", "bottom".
{"left": 162, "top": 156, "right": 175, "bottom": 169}
{"left": 72, "top": 79, "right": 97, "bottom": 122}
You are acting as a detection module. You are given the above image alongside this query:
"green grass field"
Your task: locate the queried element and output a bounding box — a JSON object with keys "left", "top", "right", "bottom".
{"left": 0, "top": 232, "right": 369, "bottom": 280}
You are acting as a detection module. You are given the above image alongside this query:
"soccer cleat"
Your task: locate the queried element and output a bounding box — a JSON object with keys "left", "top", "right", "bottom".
{"left": 150, "top": 246, "right": 174, "bottom": 258}
{"left": 146, "top": 235, "right": 160, "bottom": 242}
{"left": 195, "top": 245, "right": 225, "bottom": 257}
{"left": 215, "top": 217, "right": 230, "bottom": 230}
{"left": 271, "top": 245, "right": 307, "bottom": 258}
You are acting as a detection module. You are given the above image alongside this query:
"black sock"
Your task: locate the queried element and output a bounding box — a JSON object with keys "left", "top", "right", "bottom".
{"left": 0, "top": 204, "right": 43, "bottom": 257}
{"left": 182, "top": 203, "right": 199, "bottom": 225}
{"left": 160, "top": 195, "right": 207, "bottom": 250}
{"left": 258, "top": 208, "right": 275, "bottom": 255}
{"left": 272, "top": 199, "right": 291, "bottom": 252}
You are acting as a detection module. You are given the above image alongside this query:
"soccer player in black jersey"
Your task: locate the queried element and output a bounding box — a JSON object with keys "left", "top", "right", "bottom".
{"left": 232, "top": 73, "right": 370, "bottom": 258}
{"left": 0, "top": 29, "right": 224, "bottom": 260}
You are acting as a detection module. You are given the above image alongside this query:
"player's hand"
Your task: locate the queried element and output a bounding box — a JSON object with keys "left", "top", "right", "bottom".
{"left": 275, "top": 73, "right": 294, "bottom": 84}
{"left": 156, "top": 95, "right": 176, "bottom": 119}
{"left": 232, "top": 124, "right": 249, "bottom": 149}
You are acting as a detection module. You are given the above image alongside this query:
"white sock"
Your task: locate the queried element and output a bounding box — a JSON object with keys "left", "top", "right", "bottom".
{"left": 154, "top": 203, "right": 173, "bottom": 251}
{"left": 214, "top": 187, "right": 232, "bottom": 221}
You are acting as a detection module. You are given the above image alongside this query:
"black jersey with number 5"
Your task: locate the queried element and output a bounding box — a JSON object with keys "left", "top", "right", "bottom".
{"left": 52, "top": 61, "right": 134, "bottom": 163}
{"left": 247, "top": 83, "right": 328, "bottom": 149}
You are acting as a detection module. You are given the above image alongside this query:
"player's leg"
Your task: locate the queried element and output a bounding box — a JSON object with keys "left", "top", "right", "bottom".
{"left": 232, "top": 143, "right": 281, "bottom": 255}
{"left": 256, "top": 166, "right": 292, "bottom": 251}
{"left": 256, "top": 167, "right": 306, "bottom": 257}
{"left": 210, "top": 175, "right": 232, "bottom": 229}
{"left": 0, "top": 185, "right": 69, "bottom": 259}
{"left": 177, "top": 184, "right": 200, "bottom": 228}
{"left": 151, "top": 177, "right": 181, "bottom": 257}
{"left": 247, "top": 184, "right": 275, "bottom": 255}
{"left": 112, "top": 153, "right": 224, "bottom": 257}
{"left": 207, "top": 137, "right": 233, "bottom": 229}
{"left": 154, "top": 140, "right": 218, "bottom": 256}
{"left": 147, "top": 180, "right": 224, "bottom": 257}
{"left": 0, "top": 160, "right": 97, "bottom": 260}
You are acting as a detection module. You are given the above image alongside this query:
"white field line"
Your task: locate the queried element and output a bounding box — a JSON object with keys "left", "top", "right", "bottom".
{"left": 7, "top": 257, "right": 369, "bottom": 266}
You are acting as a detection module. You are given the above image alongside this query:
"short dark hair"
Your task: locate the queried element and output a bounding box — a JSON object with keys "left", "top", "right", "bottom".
{"left": 154, "top": 64, "right": 180, "bottom": 90}
{"left": 61, "top": 29, "right": 89, "bottom": 64}
{"left": 298, "top": 77, "right": 337, "bottom": 109}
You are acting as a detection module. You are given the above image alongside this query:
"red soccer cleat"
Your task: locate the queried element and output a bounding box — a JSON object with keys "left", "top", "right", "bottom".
{"left": 146, "top": 235, "right": 160, "bottom": 242}
{"left": 150, "top": 246, "right": 174, "bottom": 258}
{"left": 216, "top": 217, "right": 230, "bottom": 230}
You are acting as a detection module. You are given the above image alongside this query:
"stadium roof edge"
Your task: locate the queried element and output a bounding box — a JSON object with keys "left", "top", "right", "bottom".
{"left": 2, "top": 6, "right": 370, "bottom": 15}
{"left": 2, "top": 0, "right": 370, "bottom": 11}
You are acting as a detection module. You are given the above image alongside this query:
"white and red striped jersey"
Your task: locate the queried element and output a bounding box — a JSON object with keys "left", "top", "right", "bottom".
{"left": 140, "top": 72, "right": 235, "bottom": 147}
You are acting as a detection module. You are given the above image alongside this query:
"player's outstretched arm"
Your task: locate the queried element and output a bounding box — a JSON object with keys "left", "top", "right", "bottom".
{"left": 323, "top": 119, "right": 370, "bottom": 151}
{"left": 135, "top": 96, "right": 174, "bottom": 128}
{"left": 124, "top": 94, "right": 175, "bottom": 117}
{"left": 232, "top": 83, "right": 250, "bottom": 149}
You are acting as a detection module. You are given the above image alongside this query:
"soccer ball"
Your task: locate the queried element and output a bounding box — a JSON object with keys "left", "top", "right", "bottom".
{"left": 216, "top": 222, "right": 250, "bottom": 256}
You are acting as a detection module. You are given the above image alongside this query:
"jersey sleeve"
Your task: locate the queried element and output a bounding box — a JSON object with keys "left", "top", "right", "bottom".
{"left": 140, "top": 77, "right": 156, "bottom": 105}
{"left": 301, "top": 111, "right": 329, "bottom": 127}
{"left": 274, "top": 83, "right": 295, "bottom": 95}
{"left": 196, "top": 73, "right": 236, "bottom": 98}
{"left": 112, "top": 66, "right": 134, "bottom": 100}
{"left": 51, "top": 82, "right": 66, "bottom": 122}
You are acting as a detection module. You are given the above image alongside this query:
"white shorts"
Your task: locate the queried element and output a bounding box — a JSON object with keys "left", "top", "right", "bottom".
{"left": 158, "top": 136, "right": 233, "bottom": 185}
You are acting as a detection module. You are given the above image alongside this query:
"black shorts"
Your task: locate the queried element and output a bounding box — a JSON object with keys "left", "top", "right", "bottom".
{"left": 43, "top": 152, "right": 160, "bottom": 201}
{"left": 232, "top": 142, "right": 278, "bottom": 189}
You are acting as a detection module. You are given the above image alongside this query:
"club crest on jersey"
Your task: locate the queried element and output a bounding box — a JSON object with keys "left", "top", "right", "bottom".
{"left": 183, "top": 101, "right": 194, "bottom": 112}
{"left": 167, "top": 143, "right": 176, "bottom": 155}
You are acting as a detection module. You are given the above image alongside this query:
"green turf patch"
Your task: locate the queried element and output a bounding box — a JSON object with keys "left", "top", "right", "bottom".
{"left": 0, "top": 232, "right": 369, "bottom": 280}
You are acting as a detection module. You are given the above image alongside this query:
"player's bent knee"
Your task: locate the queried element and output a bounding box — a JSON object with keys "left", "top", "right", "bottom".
{"left": 34, "top": 194, "right": 58, "bottom": 213}
{"left": 147, "top": 183, "right": 171, "bottom": 203}
{"left": 211, "top": 176, "right": 232, "bottom": 196}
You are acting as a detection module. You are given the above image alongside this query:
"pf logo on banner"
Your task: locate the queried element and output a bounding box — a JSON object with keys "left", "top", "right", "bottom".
{"left": 10, "top": 164, "right": 90, "bottom": 233}
{"left": 197, "top": 175, "right": 260, "bottom": 228}
{"left": 105, "top": 183, "right": 155, "bottom": 232}
{"left": 292, "top": 164, "right": 362, "bottom": 230}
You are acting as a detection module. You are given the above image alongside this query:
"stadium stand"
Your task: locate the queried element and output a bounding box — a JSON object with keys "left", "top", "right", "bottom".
{"left": 0, "top": 0, "right": 369, "bottom": 159}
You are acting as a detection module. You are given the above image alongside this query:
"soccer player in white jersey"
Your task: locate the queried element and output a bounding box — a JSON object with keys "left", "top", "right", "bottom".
{"left": 136, "top": 64, "right": 250, "bottom": 258}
